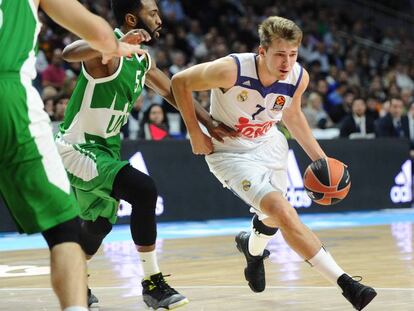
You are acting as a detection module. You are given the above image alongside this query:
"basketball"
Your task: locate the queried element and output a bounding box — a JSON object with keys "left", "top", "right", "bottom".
{"left": 303, "top": 158, "right": 351, "bottom": 205}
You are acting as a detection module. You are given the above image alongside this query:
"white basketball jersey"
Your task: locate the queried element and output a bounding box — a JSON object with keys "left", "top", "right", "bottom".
{"left": 210, "top": 53, "right": 303, "bottom": 152}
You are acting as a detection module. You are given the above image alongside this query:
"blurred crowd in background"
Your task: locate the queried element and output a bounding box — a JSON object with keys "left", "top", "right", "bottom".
{"left": 35, "top": 0, "right": 414, "bottom": 147}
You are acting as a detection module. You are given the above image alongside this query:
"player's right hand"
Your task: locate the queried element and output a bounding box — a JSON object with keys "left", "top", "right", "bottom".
{"left": 189, "top": 131, "right": 213, "bottom": 155}
{"left": 101, "top": 42, "right": 147, "bottom": 65}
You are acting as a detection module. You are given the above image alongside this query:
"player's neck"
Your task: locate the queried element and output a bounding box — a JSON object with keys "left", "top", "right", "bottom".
{"left": 256, "top": 56, "right": 279, "bottom": 87}
{"left": 121, "top": 25, "right": 132, "bottom": 34}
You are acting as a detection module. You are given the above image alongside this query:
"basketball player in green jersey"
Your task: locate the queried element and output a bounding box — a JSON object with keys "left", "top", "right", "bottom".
{"left": 56, "top": 0, "right": 235, "bottom": 309}
{"left": 0, "top": 1, "right": 146, "bottom": 311}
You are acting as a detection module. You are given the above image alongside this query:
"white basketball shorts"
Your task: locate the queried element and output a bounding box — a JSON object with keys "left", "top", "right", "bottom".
{"left": 205, "top": 130, "right": 288, "bottom": 219}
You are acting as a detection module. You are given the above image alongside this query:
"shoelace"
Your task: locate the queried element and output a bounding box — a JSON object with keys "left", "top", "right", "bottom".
{"left": 152, "top": 274, "right": 178, "bottom": 295}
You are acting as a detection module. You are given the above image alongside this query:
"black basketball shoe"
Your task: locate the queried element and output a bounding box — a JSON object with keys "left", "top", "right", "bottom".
{"left": 141, "top": 273, "right": 189, "bottom": 310}
{"left": 337, "top": 274, "right": 377, "bottom": 310}
{"left": 87, "top": 286, "right": 99, "bottom": 307}
{"left": 235, "top": 231, "right": 270, "bottom": 293}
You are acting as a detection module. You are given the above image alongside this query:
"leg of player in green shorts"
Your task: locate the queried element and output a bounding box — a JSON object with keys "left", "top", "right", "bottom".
{"left": 56, "top": 140, "right": 189, "bottom": 309}
{"left": 0, "top": 78, "right": 87, "bottom": 310}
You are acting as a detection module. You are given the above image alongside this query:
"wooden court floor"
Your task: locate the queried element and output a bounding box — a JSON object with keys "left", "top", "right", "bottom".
{"left": 1, "top": 224, "right": 413, "bottom": 310}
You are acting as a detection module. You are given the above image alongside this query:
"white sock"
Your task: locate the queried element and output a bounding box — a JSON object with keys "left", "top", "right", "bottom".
{"left": 139, "top": 250, "right": 160, "bottom": 278}
{"left": 63, "top": 307, "right": 88, "bottom": 311}
{"left": 248, "top": 228, "right": 274, "bottom": 256}
{"left": 307, "top": 247, "right": 346, "bottom": 286}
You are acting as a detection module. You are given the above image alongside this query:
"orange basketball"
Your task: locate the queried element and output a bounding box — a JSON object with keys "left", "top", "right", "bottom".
{"left": 303, "top": 157, "right": 351, "bottom": 205}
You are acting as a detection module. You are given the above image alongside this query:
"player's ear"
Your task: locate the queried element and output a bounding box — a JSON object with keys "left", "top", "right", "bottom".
{"left": 125, "top": 13, "right": 137, "bottom": 27}
{"left": 258, "top": 46, "right": 266, "bottom": 57}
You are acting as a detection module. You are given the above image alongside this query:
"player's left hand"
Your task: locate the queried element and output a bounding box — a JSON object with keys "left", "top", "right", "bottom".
{"left": 121, "top": 29, "right": 151, "bottom": 45}
{"left": 205, "top": 120, "right": 239, "bottom": 143}
{"left": 101, "top": 41, "right": 147, "bottom": 64}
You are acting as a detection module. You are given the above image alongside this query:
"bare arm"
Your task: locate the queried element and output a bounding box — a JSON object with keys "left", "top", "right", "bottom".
{"left": 40, "top": 0, "right": 118, "bottom": 54}
{"left": 145, "top": 63, "right": 237, "bottom": 142}
{"left": 62, "top": 40, "right": 102, "bottom": 63}
{"left": 62, "top": 30, "right": 150, "bottom": 79}
{"left": 282, "top": 69, "right": 326, "bottom": 161}
{"left": 40, "top": 0, "right": 146, "bottom": 63}
{"left": 171, "top": 56, "right": 237, "bottom": 154}
{"left": 62, "top": 29, "right": 150, "bottom": 63}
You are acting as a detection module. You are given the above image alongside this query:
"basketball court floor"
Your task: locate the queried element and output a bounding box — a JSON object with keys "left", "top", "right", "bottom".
{"left": 1, "top": 209, "right": 413, "bottom": 310}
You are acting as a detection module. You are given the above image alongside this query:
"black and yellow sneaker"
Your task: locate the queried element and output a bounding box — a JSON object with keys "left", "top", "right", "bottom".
{"left": 141, "top": 273, "right": 189, "bottom": 310}
{"left": 337, "top": 274, "right": 377, "bottom": 310}
{"left": 235, "top": 231, "right": 270, "bottom": 293}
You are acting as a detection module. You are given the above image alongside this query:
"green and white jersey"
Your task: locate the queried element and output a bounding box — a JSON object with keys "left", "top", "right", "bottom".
{"left": 59, "top": 28, "right": 151, "bottom": 156}
{"left": 0, "top": 0, "right": 40, "bottom": 80}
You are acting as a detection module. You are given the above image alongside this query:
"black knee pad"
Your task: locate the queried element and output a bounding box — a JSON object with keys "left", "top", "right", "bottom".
{"left": 112, "top": 165, "right": 158, "bottom": 246}
{"left": 82, "top": 217, "right": 112, "bottom": 237}
{"left": 42, "top": 217, "right": 81, "bottom": 250}
{"left": 112, "top": 165, "right": 158, "bottom": 210}
{"left": 80, "top": 217, "right": 112, "bottom": 256}
{"left": 252, "top": 214, "right": 278, "bottom": 236}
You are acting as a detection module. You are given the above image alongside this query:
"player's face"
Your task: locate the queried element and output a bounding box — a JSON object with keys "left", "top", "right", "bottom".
{"left": 138, "top": 0, "right": 162, "bottom": 39}
{"left": 260, "top": 39, "right": 299, "bottom": 80}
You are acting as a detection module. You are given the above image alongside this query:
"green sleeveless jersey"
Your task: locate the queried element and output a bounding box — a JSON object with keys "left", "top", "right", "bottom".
{"left": 59, "top": 28, "right": 151, "bottom": 156}
{"left": 0, "top": 0, "right": 39, "bottom": 79}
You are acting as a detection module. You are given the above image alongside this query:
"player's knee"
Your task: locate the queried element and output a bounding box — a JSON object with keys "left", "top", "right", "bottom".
{"left": 41, "top": 217, "right": 81, "bottom": 250}
{"left": 136, "top": 174, "right": 158, "bottom": 205}
{"left": 113, "top": 165, "right": 158, "bottom": 209}
{"left": 79, "top": 218, "right": 112, "bottom": 256}
{"left": 83, "top": 217, "right": 112, "bottom": 237}
{"left": 273, "top": 206, "right": 297, "bottom": 229}
{"left": 262, "top": 197, "right": 297, "bottom": 229}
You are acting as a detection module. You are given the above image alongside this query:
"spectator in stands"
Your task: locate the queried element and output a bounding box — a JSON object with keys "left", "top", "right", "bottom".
{"left": 41, "top": 48, "right": 67, "bottom": 91}
{"left": 169, "top": 51, "right": 187, "bottom": 75}
{"left": 401, "top": 88, "right": 413, "bottom": 109}
{"left": 340, "top": 98, "right": 375, "bottom": 138}
{"left": 44, "top": 98, "right": 56, "bottom": 121}
{"left": 161, "top": 0, "right": 186, "bottom": 23}
{"left": 407, "top": 102, "right": 414, "bottom": 157}
{"left": 138, "top": 104, "right": 170, "bottom": 141}
{"left": 376, "top": 98, "right": 409, "bottom": 138}
{"left": 303, "top": 92, "right": 333, "bottom": 129}
{"left": 344, "top": 59, "right": 361, "bottom": 88}
{"left": 365, "top": 96, "right": 380, "bottom": 120}
{"left": 54, "top": 96, "right": 70, "bottom": 122}
{"left": 197, "top": 90, "right": 211, "bottom": 111}
{"left": 328, "top": 85, "right": 352, "bottom": 123}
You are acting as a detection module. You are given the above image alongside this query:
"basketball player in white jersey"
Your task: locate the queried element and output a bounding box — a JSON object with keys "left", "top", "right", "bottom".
{"left": 171, "top": 16, "right": 376, "bottom": 310}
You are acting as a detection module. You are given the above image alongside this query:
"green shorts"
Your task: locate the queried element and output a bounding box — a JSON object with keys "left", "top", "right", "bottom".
{"left": 55, "top": 134, "right": 128, "bottom": 224}
{"left": 0, "top": 75, "right": 79, "bottom": 234}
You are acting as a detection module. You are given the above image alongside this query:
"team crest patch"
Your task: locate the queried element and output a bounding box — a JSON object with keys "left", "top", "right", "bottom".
{"left": 242, "top": 179, "right": 251, "bottom": 191}
{"left": 272, "top": 95, "right": 286, "bottom": 111}
{"left": 237, "top": 90, "right": 248, "bottom": 102}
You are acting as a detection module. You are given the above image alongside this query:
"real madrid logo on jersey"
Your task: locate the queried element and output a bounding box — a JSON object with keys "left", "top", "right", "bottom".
{"left": 272, "top": 95, "right": 286, "bottom": 111}
{"left": 237, "top": 90, "right": 248, "bottom": 102}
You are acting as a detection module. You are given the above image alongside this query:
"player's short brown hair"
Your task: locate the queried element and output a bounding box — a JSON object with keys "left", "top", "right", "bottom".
{"left": 259, "top": 16, "right": 302, "bottom": 49}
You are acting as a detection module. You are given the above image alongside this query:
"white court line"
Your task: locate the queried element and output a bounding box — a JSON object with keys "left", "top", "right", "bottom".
{"left": 1, "top": 286, "right": 413, "bottom": 291}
